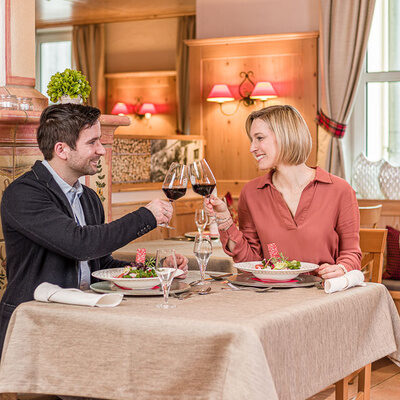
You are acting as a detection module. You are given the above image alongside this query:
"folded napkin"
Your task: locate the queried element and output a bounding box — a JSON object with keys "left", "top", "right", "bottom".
{"left": 34, "top": 282, "right": 123, "bottom": 307}
{"left": 324, "top": 270, "right": 366, "bottom": 294}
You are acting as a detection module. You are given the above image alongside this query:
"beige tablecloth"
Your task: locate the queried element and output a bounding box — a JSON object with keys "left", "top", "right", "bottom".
{"left": 113, "top": 239, "right": 235, "bottom": 272}
{"left": 0, "top": 275, "right": 399, "bottom": 400}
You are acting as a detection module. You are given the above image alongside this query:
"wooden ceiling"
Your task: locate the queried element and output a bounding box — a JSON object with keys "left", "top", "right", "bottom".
{"left": 35, "top": 0, "right": 196, "bottom": 28}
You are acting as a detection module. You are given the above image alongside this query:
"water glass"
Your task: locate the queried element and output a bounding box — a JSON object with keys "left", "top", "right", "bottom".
{"left": 195, "top": 208, "right": 208, "bottom": 235}
{"left": 155, "top": 249, "right": 177, "bottom": 309}
{"left": 193, "top": 234, "right": 212, "bottom": 287}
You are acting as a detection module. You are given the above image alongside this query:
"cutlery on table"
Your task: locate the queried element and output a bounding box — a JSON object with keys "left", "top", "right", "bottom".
{"left": 197, "top": 286, "right": 211, "bottom": 295}
{"left": 226, "top": 282, "right": 273, "bottom": 292}
{"left": 189, "top": 273, "right": 233, "bottom": 286}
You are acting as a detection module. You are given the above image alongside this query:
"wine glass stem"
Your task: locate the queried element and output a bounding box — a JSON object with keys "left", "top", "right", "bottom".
{"left": 162, "top": 281, "right": 169, "bottom": 306}
{"left": 199, "top": 262, "right": 207, "bottom": 284}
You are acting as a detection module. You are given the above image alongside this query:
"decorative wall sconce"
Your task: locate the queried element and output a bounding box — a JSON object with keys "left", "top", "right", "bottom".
{"left": 206, "top": 71, "right": 277, "bottom": 116}
{"left": 138, "top": 103, "right": 156, "bottom": 119}
{"left": 111, "top": 102, "right": 129, "bottom": 116}
{"left": 111, "top": 99, "right": 157, "bottom": 120}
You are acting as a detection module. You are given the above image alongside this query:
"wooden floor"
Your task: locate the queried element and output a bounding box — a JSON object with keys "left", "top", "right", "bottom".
{"left": 308, "top": 357, "right": 400, "bottom": 399}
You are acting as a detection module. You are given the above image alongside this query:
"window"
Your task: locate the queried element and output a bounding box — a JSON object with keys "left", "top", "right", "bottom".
{"left": 35, "top": 27, "right": 73, "bottom": 101}
{"left": 348, "top": 0, "right": 400, "bottom": 171}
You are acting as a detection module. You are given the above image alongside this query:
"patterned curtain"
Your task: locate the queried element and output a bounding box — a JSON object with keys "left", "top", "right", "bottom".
{"left": 317, "top": 0, "right": 376, "bottom": 178}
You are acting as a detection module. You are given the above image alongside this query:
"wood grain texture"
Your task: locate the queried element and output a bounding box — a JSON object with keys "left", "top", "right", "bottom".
{"left": 112, "top": 197, "right": 203, "bottom": 242}
{"left": 107, "top": 72, "right": 177, "bottom": 137}
{"left": 35, "top": 0, "right": 195, "bottom": 28}
{"left": 358, "top": 200, "right": 400, "bottom": 230}
{"left": 187, "top": 33, "right": 318, "bottom": 193}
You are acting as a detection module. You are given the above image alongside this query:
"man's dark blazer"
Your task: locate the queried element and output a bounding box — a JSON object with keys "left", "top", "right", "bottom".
{"left": 0, "top": 161, "right": 156, "bottom": 355}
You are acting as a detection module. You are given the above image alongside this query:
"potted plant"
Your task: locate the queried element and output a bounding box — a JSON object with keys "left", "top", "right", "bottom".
{"left": 47, "top": 68, "right": 91, "bottom": 104}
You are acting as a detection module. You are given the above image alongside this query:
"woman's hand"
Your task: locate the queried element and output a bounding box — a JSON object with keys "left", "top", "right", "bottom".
{"left": 204, "top": 196, "right": 232, "bottom": 230}
{"left": 316, "top": 263, "right": 346, "bottom": 280}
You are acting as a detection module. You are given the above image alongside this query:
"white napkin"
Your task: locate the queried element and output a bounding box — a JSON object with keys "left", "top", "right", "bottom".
{"left": 34, "top": 282, "right": 123, "bottom": 307}
{"left": 324, "top": 270, "right": 366, "bottom": 294}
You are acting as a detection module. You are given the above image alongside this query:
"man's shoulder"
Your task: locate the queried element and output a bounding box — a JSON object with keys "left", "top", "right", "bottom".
{"left": 82, "top": 184, "right": 99, "bottom": 199}
{"left": 4, "top": 169, "right": 40, "bottom": 194}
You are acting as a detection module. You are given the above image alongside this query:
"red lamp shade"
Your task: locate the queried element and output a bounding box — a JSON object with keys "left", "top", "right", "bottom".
{"left": 111, "top": 102, "right": 129, "bottom": 115}
{"left": 206, "top": 84, "right": 234, "bottom": 103}
{"left": 250, "top": 82, "right": 277, "bottom": 101}
{"left": 138, "top": 103, "right": 156, "bottom": 119}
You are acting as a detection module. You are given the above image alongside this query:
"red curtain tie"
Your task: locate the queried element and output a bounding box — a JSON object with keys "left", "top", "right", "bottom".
{"left": 316, "top": 109, "right": 346, "bottom": 138}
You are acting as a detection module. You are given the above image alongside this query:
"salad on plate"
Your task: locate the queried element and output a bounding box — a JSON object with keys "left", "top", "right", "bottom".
{"left": 254, "top": 253, "right": 301, "bottom": 270}
{"left": 115, "top": 257, "right": 157, "bottom": 279}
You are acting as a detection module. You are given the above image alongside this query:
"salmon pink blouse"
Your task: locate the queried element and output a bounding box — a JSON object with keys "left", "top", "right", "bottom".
{"left": 219, "top": 167, "right": 361, "bottom": 271}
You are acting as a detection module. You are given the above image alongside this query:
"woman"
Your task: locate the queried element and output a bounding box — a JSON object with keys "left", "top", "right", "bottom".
{"left": 205, "top": 105, "right": 361, "bottom": 279}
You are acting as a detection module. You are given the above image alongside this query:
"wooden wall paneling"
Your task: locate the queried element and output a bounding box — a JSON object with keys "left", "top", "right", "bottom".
{"left": 187, "top": 33, "right": 318, "bottom": 194}
{"left": 106, "top": 71, "right": 177, "bottom": 137}
{"left": 357, "top": 199, "right": 400, "bottom": 230}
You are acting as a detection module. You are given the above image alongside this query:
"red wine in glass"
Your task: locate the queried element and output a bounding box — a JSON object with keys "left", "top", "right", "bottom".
{"left": 189, "top": 159, "right": 217, "bottom": 199}
{"left": 161, "top": 163, "right": 189, "bottom": 229}
{"left": 162, "top": 187, "right": 187, "bottom": 201}
{"left": 192, "top": 184, "right": 216, "bottom": 197}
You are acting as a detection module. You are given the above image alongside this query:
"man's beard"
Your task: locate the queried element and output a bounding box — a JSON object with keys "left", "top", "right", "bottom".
{"left": 69, "top": 158, "right": 99, "bottom": 177}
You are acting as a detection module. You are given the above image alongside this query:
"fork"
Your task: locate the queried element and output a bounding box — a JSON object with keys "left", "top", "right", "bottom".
{"left": 226, "top": 282, "right": 273, "bottom": 292}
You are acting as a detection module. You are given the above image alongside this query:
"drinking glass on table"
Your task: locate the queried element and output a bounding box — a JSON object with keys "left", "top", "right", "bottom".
{"left": 193, "top": 233, "right": 212, "bottom": 288}
{"left": 195, "top": 208, "right": 208, "bottom": 236}
{"left": 161, "top": 162, "right": 189, "bottom": 229}
{"left": 155, "top": 249, "right": 178, "bottom": 309}
{"left": 189, "top": 159, "right": 216, "bottom": 198}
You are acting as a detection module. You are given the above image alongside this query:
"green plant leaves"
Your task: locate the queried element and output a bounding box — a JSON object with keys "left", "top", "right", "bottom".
{"left": 47, "top": 68, "right": 91, "bottom": 103}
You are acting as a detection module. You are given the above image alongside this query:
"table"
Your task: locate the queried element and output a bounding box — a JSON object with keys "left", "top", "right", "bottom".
{"left": 113, "top": 238, "right": 235, "bottom": 272}
{"left": 0, "top": 273, "right": 400, "bottom": 400}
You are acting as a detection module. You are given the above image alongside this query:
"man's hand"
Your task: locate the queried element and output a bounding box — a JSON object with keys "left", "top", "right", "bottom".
{"left": 316, "top": 263, "right": 346, "bottom": 280}
{"left": 175, "top": 253, "right": 188, "bottom": 279}
{"left": 144, "top": 199, "right": 173, "bottom": 226}
{"left": 162, "top": 253, "right": 188, "bottom": 279}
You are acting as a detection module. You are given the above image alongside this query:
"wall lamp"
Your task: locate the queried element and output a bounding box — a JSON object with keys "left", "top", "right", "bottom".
{"left": 111, "top": 99, "right": 157, "bottom": 120}
{"left": 206, "top": 71, "right": 277, "bottom": 116}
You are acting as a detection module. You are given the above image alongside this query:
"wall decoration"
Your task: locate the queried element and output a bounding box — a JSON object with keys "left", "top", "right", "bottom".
{"left": 95, "top": 159, "right": 106, "bottom": 202}
{"left": 112, "top": 137, "right": 203, "bottom": 184}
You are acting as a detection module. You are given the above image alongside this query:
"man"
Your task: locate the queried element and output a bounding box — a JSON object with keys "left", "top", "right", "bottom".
{"left": 0, "top": 104, "right": 188, "bottom": 355}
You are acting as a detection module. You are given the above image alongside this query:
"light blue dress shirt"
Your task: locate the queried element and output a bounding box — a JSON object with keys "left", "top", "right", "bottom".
{"left": 42, "top": 160, "right": 91, "bottom": 290}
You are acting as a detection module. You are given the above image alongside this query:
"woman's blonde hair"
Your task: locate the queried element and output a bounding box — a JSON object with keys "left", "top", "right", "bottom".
{"left": 245, "top": 105, "right": 312, "bottom": 165}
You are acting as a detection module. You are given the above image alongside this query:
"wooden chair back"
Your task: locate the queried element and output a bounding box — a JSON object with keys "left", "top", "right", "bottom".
{"left": 359, "top": 204, "right": 382, "bottom": 228}
{"left": 335, "top": 228, "right": 388, "bottom": 400}
{"left": 359, "top": 228, "right": 387, "bottom": 284}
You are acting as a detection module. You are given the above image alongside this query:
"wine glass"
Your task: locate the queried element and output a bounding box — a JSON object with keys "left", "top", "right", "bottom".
{"left": 155, "top": 249, "right": 177, "bottom": 309}
{"left": 161, "top": 162, "right": 189, "bottom": 229}
{"left": 193, "top": 233, "right": 212, "bottom": 289}
{"left": 195, "top": 208, "right": 208, "bottom": 236}
{"left": 189, "top": 159, "right": 217, "bottom": 198}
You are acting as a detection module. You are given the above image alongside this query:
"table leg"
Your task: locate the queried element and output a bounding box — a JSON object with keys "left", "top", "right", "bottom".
{"left": 335, "top": 375, "right": 350, "bottom": 400}
{"left": 357, "top": 363, "right": 371, "bottom": 400}
{"left": 335, "top": 363, "right": 371, "bottom": 400}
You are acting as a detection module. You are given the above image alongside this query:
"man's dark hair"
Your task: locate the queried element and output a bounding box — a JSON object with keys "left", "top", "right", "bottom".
{"left": 37, "top": 104, "right": 101, "bottom": 160}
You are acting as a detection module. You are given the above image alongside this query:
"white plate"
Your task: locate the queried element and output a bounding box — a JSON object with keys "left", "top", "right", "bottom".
{"left": 92, "top": 268, "right": 184, "bottom": 290}
{"left": 233, "top": 261, "right": 319, "bottom": 281}
{"left": 90, "top": 280, "right": 190, "bottom": 296}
